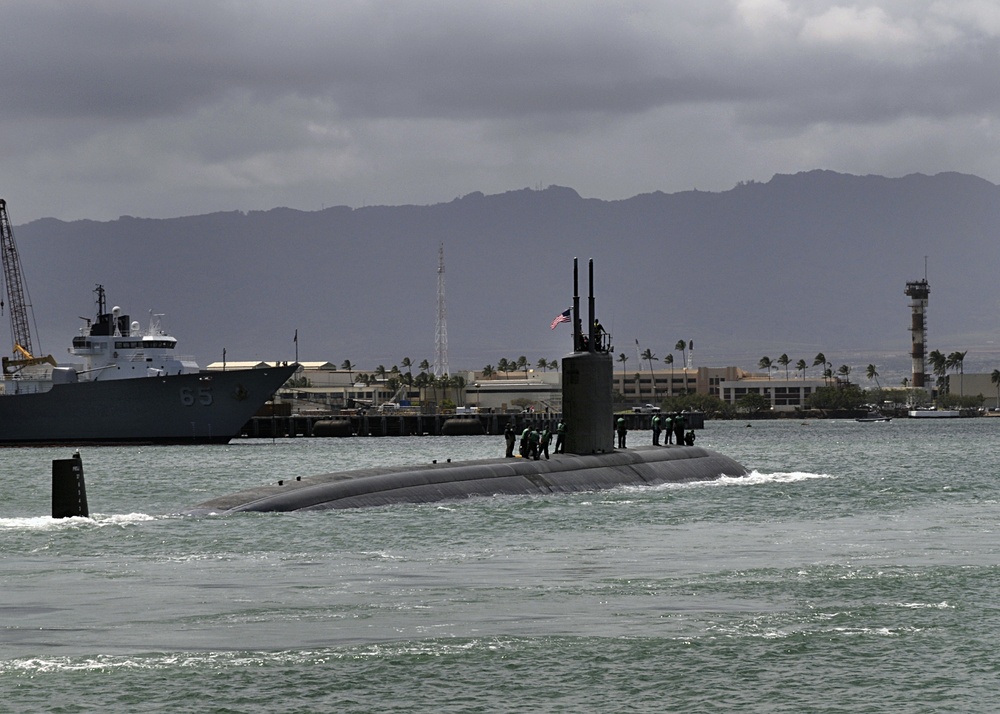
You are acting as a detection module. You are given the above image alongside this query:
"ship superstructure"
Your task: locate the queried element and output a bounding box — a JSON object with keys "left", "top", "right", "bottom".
{"left": 67, "top": 284, "right": 199, "bottom": 381}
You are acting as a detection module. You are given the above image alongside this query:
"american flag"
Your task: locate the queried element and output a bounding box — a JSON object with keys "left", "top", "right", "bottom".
{"left": 550, "top": 308, "right": 571, "bottom": 330}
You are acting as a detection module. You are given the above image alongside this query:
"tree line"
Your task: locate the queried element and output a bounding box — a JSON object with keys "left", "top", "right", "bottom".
{"left": 481, "top": 356, "right": 559, "bottom": 380}
{"left": 756, "top": 352, "right": 847, "bottom": 384}
{"left": 337, "top": 357, "right": 467, "bottom": 408}
{"left": 750, "top": 349, "right": 994, "bottom": 412}
{"left": 615, "top": 339, "right": 693, "bottom": 400}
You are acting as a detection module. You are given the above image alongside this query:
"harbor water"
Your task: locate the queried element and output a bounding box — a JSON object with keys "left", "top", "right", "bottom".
{"left": 2, "top": 419, "right": 999, "bottom": 712}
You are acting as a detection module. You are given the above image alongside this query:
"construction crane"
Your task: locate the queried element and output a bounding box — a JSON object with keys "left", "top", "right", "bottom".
{"left": 0, "top": 198, "right": 55, "bottom": 375}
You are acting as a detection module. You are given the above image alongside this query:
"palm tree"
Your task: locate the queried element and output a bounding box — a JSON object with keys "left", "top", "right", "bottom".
{"left": 837, "top": 364, "right": 851, "bottom": 384}
{"left": 777, "top": 353, "right": 791, "bottom": 381}
{"left": 617, "top": 353, "right": 629, "bottom": 396}
{"left": 758, "top": 356, "right": 774, "bottom": 379}
{"left": 517, "top": 355, "right": 529, "bottom": 380}
{"left": 340, "top": 359, "right": 355, "bottom": 386}
{"left": 401, "top": 357, "right": 413, "bottom": 384}
{"left": 946, "top": 350, "right": 967, "bottom": 396}
{"left": 664, "top": 353, "right": 674, "bottom": 396}
{"left": 866, "top": 364, "right": 881, "bottom": 389}
{"left": 482, "top": 364, "right": 495, "bottom": 379}
{"left": 418, "top": 358, "right": 431, "bottom": 377}
{"left": 497, "top": 358, "right": 510, "bottom": 379}
{"left": 992, "top": 369, "right": 1000, "bottom": 409}
{"left": 374, "top": 365, "right": 386, "bottom": 382}
{"left": 795, "top": 358, "right": 808, "bottom": 381}
{"left": 640, "top": 348, "right": 658, "bottom": 400}
{"left": 813, "top": 353, "right": 828, "bottom": 385}
{"left": 414, "top": 371, "right": 430, "bottom": 400}
{"left": 928, "top": 350, "right": 947, "bottom": 391}
{"left": 451, "top": 374, "right": 466, "bottom": 406}
{"left": 675, "top": 340, "right": 687, "bottom": 369}
{"left": 548, "top": 359, "right": 559, "bottom": 372}
{"left": 537, "top": 357, "right": 549, "bottom": 372}
{"left": 436, "top": 374, "right": 450, "bottom": 406}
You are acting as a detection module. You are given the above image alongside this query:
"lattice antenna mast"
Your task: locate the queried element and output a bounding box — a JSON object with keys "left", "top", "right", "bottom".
{"left": 0, "top": 199, "right": 35, "bottom": 358}
{"left": 433, "top": 242, "right": 449, "bottom": 377}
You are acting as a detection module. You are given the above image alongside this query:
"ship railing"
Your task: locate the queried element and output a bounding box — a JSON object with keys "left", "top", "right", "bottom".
{"left": 1, "top": 380, "right": 46, "bottom": 394}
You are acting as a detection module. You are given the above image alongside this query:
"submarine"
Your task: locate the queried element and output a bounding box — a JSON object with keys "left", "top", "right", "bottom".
{"left": 188, "top": 259, "right": 747, "bottom": 515}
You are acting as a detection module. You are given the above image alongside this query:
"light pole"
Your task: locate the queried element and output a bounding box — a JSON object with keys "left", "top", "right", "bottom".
{"left": 475, "top": 382, "right": 480, "bottom": 411}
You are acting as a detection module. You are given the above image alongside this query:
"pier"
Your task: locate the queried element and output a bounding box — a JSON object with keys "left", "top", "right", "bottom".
{"left": 240, "top": 411, "right": 703, "bottom": 438}
{"left": 243, "top": 412, "right": 543, "bottom": 438}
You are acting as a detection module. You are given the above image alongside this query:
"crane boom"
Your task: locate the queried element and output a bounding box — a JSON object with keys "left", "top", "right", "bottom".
{"left": 0, "top": 198, "right": 34, "bottom": 359}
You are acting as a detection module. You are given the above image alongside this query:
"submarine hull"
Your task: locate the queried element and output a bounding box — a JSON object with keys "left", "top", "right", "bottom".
{"left": 188, "top": 445, "right": 748, "bottom": 514}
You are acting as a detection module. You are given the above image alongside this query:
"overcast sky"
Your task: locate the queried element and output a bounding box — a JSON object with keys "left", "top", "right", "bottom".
{"left": 3, "top": 0, "right": 1000, "bottom": 223}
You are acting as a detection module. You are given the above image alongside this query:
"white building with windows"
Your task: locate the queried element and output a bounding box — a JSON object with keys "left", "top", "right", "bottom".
{"left": 717, "top": 374, "right": 829, "bottom": 411}
{"left": 613, "top": 365, "right": 745, "bottom": 401}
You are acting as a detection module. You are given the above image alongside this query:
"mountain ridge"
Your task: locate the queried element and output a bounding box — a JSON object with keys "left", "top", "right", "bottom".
{"left": 10, "top": 170, "right": 1000, "bottom": 378}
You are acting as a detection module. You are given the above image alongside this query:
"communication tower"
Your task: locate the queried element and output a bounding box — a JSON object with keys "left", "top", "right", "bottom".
{"left": 905, "top": 278, "right": 930, "bottom": 388}
{"left": 433, "top": 243, "right": 449, "bottom": 377}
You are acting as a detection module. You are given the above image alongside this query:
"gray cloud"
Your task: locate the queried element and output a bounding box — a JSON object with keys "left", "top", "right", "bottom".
{"left": 2, "top": 0, "right": 1000, "bottom": 221}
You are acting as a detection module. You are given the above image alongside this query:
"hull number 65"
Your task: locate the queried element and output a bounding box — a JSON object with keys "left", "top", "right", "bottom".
{"left": 180, "top": 387, "right": 213, "bottom": 406}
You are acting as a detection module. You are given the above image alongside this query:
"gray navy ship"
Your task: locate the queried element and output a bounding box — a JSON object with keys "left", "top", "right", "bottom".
{"left": 0, "top": 285, "right": 294, "bottom": 445}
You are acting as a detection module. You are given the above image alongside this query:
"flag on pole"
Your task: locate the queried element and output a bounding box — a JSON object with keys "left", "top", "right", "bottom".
{"left": 550, "top": 308, "right": 571, "bottom": 330}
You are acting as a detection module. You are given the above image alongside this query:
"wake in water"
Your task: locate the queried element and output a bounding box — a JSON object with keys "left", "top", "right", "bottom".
{"left": 718, "top": 470, "right": 835, "bottom": 486}
{"left": 628, "top": 469, "right": 835, "bottom": 494}
{"left": 0, "top": 473, "right": 834, "bottom": 528}
{"left": 0, "top": 512, "right": 156, "bottom": 531}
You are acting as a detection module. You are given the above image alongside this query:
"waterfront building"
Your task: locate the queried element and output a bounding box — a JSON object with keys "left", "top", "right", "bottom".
{"left": 211, "top": 360, "right": 845, "bottom": 415}
{"left": 207, "top": 361, "right": 419, "bottom": 413}
{"left": 460, "top": 370, "right": 561, "bottom": 414}
{"left": 716, "top": 373, "right": 829, "bottom": 412}
{"left": 614, "top": 366, "right": 744, "bottom": 401}
{"left": 935, "top": 372, "right": 995, "bottom": 407}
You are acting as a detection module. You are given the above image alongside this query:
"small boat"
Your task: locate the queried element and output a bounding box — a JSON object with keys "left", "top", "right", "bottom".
{"left": 907, "top": 407, "right": 960, "bottom": 418}
{"left": 0, "top": 285, "right": 295, "bottom": 445}
{"left": 856, "top": 411, "right": 891, "bottom": 422}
